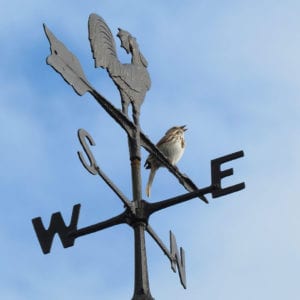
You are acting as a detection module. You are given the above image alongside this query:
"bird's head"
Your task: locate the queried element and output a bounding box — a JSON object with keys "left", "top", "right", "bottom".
{"left": 180, "top": 125, "right": 187, "bottom": 132}
{"left": 164, "top": 125, "right": 187, "bottom": 137}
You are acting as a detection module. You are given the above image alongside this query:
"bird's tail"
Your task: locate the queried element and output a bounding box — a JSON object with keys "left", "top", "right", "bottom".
{"left": 146, "top": 168, "right": 156, "bottom": 197}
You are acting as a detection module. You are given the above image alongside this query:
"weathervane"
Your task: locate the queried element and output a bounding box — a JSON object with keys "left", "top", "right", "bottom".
{"left": 32, "top": 13, "right": 245, "bottom": 300}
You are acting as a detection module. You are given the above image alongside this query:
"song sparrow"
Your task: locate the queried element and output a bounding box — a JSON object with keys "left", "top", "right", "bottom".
{"left": 144, "top": 125, "right": 187, "bottom": 197}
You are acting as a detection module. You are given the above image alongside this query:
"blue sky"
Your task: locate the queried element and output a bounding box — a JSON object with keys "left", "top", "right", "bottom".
{"left": 1, "top": 1, "right": 299, "bottom": 299}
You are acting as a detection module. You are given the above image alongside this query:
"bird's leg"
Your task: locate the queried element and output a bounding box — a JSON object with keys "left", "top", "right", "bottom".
{"left": 173, "top": 165, "right": 179, "bottom": 171}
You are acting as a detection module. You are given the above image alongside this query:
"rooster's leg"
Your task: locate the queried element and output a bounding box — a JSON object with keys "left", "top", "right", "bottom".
{"left": 122, "top": 101, "right": 129, "bottom": 117}
{"left": 132, "top": 103, "right": 141, "bottom": 126}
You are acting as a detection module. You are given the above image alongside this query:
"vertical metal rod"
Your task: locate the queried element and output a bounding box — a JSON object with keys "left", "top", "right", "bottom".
{"left": 132, "top": 222, "right": 154, "bottom": 300}
{"left": 129, "top": 120, "right": 154, "bottom": 300}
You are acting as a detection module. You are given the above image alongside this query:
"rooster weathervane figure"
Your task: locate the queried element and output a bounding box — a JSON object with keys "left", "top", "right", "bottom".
{"left": 89, "top": 14, "right": 151, "bottom": 124}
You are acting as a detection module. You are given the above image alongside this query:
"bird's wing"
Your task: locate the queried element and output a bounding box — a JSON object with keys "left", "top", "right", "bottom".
{"left": 88, "top": 13, "right": 118, "bottom": 69}
{"left": 156, "top": 132, "right": 173, "bottom": 147}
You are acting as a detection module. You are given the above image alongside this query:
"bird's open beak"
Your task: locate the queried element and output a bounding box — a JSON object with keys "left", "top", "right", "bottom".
{"left": 181, "top": 125, "right": 187, "bottom": 131}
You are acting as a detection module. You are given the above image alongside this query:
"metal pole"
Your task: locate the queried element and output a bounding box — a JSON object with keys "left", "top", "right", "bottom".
{"left": 132, "top": 222, "right": 153, "bottom": 300}
{"left": 129, "top": 123, "right": 154, "bottom": 300}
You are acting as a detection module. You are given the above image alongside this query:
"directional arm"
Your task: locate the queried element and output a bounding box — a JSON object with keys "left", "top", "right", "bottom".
{"left": 32, "top": 204, "right": 131, "bottom": 254}
{"left": 95, "top": 165, "right": 135, "bottom": 213}
{"left": 146, "top": 225, "right": 171, "bottom": 259}
{"left": 146, "top": 225, "right": 186, "bottom": 288}
{"left": 70, "top": 210, "right": 130, "bottom": 239}
{"left": 146, "top": 185, "right": 213, "bottom": 215}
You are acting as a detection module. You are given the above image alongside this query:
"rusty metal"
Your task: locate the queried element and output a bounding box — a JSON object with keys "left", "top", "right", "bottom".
{"left": 32, "top": 13, "right": 245, "bottom": 300}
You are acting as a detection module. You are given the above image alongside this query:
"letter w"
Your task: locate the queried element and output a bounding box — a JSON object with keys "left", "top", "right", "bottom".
{"left": 32, "top": 204, "right": 81, "bottom": 254}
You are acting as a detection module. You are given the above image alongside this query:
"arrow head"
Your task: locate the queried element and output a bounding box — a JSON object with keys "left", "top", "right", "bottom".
{"left": 44, "top": 24, "right": 91, "bottom": 96}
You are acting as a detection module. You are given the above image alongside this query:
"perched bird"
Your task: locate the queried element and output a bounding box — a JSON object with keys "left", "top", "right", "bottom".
{"left": 144, "top": 125, "right": 187, "bottom": 197}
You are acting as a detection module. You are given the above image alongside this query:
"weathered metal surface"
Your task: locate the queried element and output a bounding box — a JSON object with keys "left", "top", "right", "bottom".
{"left": 32, "top": 13, "right": 246, "bottom": 300}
